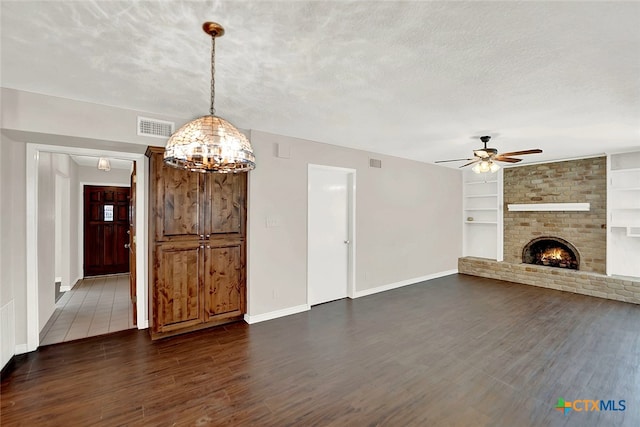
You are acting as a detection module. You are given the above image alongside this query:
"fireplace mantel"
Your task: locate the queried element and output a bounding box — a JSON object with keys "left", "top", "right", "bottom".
{"left": 507, "top": 203, "right": 590, "bottom": 212}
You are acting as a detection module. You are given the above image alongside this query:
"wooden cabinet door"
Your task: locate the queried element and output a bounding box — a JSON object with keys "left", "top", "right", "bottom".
{"left": 154, "top": 243, "right": 202, "bottom": 332}
{"left": 153, "top": 154, "right": 203, "bottom": 241}
{"left": 203, "top": 243, "right": 245, "bottom": 319}
{"left": 204, "top": 173, "right": 246, "bottom": 237}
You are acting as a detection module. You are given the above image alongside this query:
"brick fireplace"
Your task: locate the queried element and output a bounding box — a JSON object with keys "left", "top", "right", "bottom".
{"left": 503, "top": 157, "right": 606, "bottom": 274}
{"left": 459, "top": 157, "right": 640, "bottom": 305}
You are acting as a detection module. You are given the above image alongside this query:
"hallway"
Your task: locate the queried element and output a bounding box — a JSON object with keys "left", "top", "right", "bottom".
{"left": 39, "top": 274, "right": 134, "bottom": 346}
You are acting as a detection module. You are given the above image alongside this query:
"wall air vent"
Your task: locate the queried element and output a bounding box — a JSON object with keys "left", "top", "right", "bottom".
{"left": 369, "top": 158, "right": 382, "bottom": 168}
{"left": 137, "top": 116, "right": 175, "bottom": 138}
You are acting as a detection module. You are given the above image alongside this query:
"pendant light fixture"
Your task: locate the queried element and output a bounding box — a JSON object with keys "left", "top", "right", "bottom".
{"left": 164, "top": 22, "right": 256, "bottom": 173}
{"left": 97, "top": 157, "right": 111, "bottom": 171}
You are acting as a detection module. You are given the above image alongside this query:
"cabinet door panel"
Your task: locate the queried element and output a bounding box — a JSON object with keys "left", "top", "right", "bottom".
{"left": 204, "top": 244, "right": 244, "bottom": 317}
{"left": 155, "top": 245, "right": 201, "bottom": 329}
{"left": 156, "top": 163, "right": 202, "bottom": 240}
{"left": 206, "top": 174, "right": 246, "bottom": 235}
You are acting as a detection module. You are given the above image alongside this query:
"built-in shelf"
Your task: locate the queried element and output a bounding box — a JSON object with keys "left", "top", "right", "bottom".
{"left": 611, "top": 186, "right": 640, "bottom": 191}
{"left": 611, "top": 167, "right": 640, "bottom": 173}
{"left": 464, "top": 180, "right": 498, "bottom": 185}
{"left": 508, "top": 203, "right": 590, "bottom": 212}
{"left": 607, "top": 151, "right": 640, "bottom": 277}
{"left": 465, "top": 221, "right": 497, "bottom": 224}
{"left": 627, "top": 227, "right": 640, "bottom": 238}
{"left": 463, "top": 170, "right": 503, "bottom": 261}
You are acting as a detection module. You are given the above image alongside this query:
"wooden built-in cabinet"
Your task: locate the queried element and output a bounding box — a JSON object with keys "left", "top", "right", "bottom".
{"left": 146, "top": 147, "right": 247, "bottom": 339}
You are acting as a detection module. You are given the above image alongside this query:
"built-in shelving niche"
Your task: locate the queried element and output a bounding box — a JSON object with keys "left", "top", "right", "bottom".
{"left": 607, "top": 151, "right": 640, "bottom": 277}
{"left": 462, "top": 170, "right": 503, "bottom": 261}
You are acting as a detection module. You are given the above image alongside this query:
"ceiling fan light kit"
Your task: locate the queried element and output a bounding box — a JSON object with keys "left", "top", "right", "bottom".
{"left": 164, "top": 22, "right": 256, "bottom": 173}
{"left": 436, "top": 136, "right": 542, "bottom": 174}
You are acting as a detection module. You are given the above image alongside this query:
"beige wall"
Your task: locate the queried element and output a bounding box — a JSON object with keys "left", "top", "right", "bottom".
{"left": 1, "top": 88, "right": 463, "bottom": 367}
{"left": 0, "top": 135, "right": 27, "bottom": 360}
{"left": 1, "top": 88, "right": 186, "bottom": 147}
{"left": 247, "top": 130, "right": 462, "bottom": 317}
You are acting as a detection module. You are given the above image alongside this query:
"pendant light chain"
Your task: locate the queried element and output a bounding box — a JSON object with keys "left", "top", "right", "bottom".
{"left": 210, "top": 35, "right": 216, "bottom": 116}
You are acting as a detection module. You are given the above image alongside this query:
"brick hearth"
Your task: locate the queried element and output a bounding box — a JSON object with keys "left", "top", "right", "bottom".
{"left": 459, "top": 257, "right": 640, "bottom": 305}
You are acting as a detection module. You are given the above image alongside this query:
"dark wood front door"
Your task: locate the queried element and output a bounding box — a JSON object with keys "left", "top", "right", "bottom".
{"left": 84, "top": 185, "right": 130, "bottom": 277}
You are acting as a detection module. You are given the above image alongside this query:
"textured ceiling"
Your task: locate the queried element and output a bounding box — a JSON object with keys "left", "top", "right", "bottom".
{"left": 2, "top": 1, "right": 639, "bottom": 167}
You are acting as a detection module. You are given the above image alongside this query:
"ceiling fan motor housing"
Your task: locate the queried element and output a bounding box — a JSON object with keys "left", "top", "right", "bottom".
{"left": 474, "top": 147, "right": 498, "bottom": 158}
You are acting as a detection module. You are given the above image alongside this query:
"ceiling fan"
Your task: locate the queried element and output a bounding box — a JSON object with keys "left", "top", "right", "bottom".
{"left": 436, "top": 136, "right": 542, "bottom": 173}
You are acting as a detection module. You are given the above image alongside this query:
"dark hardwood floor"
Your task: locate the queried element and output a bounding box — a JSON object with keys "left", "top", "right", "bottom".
{"left": 2, "top": 274, "right": 639, "bottom": 426}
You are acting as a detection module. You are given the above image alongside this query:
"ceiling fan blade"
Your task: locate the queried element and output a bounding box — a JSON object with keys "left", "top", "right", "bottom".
{"left": 434, "top": 158, "right": 475, "bottom": 163}
{"left": 459, "top": 159, "right": 480, "bottom": 168}
{"left": 494, "top": 156, "right": 522, "bottom": 163}
{"left": 497, "top": 149, "right": 542, "bottom": 157}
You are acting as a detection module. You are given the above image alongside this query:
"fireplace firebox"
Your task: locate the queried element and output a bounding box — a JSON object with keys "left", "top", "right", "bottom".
{"left": 522, "top": 237, "right": 579, "bottom": 270}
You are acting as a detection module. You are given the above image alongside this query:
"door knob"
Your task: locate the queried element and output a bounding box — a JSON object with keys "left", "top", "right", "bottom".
{"left": 124, "top": 243, "right": 130, "bottom": 249}
{"left": 344, "top": 240, "right": 350, "bottom": 244}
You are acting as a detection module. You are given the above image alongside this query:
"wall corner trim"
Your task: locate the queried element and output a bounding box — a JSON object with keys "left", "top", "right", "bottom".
{"left": 137, "top": 320, "right": 149, "bottom": 329}
{"left": 353, "top": 269, "right": 459, "bottom": 298}
{"left": 14, "top": 344, "right": 28, "bottom": 355}
{"left": 244, "top": 304, "right": 310, "bottom": 324}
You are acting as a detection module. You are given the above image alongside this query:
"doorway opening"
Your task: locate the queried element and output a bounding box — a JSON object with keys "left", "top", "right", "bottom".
{"left": 25, "top": 144, "right": 147, "bottom": 352}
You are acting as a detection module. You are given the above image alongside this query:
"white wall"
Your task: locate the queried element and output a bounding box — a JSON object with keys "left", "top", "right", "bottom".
{"left": 247, "top": 130, "right": 462, "bottom": 318}
{"left": 36, "top": 152, "right": 59, "bottom": 331}
{"left": 77, "top": 164, "right": 131, "bottom": 185}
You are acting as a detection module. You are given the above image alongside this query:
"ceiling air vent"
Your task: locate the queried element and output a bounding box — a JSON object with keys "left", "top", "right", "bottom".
{"left": 137, "top": 116, "right": 175, "bottom": 138}
{"left": 369, "top": 158, "right": 382, "bottom": 168}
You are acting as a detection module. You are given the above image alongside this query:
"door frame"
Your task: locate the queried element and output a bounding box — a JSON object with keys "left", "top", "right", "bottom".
{"left": 306, "top": 164, "right": 356, "bottom": 306}
{"left": 78, "top": 181, "right": 133, "bottom": 280}
{"left": 25, "top": 143, "right": 148, "bottom": 352}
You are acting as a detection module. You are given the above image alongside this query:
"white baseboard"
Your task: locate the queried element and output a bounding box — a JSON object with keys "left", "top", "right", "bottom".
{"left": 15, "top": 344, "right": 28, "bottom": 354}
{"left": 244, "top": 304, "right": 310, "bottom": 324}
{"left": 137, "top": 320, "right": 149, "bottom": 329}
{"left": 353, "top": 269, "right": 458, "bottom": 298}
{"left": 60, "top": 276, "right": 82, "bottom": 292}
{"left": 1, "top": 301, "right": 16, "bottom": 369}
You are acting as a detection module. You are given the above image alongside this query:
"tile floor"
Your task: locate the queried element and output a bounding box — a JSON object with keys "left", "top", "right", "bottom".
{"left": 39, "top": 273, "right": 135, "bottom": 346}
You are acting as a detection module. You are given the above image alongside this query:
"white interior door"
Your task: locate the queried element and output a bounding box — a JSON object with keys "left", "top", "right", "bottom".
{"left": 308, "top": 165, "right": 352, "bottom": 306}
